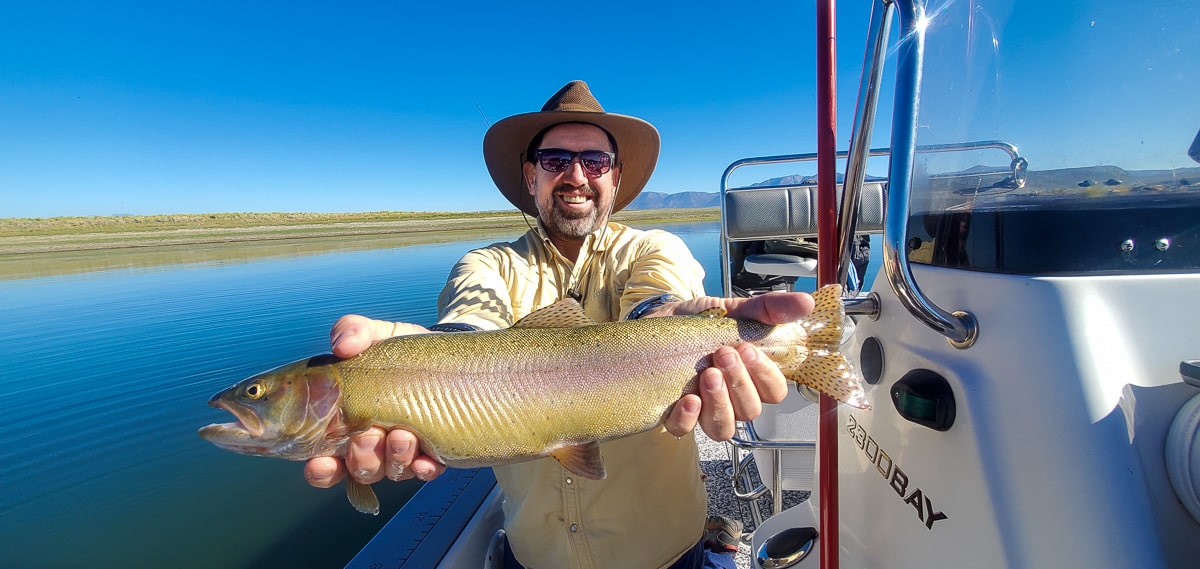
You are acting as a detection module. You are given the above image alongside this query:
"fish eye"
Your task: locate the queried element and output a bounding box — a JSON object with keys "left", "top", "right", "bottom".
{"left": 243, "top": 382, "right": 266, "bottom": 400}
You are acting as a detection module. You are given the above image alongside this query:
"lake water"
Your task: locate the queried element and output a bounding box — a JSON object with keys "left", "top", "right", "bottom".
{"left": 0, "top": 221, "right": 880, "bottom": 568}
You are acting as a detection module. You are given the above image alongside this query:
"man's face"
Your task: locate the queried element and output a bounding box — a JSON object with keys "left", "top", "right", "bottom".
{"left": 523, "top": 123, "right": 619, "bottom": 240}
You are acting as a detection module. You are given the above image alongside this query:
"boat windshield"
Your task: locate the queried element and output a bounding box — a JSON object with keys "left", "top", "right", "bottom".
{"left": 904, "top": 0, "right": 1200, "bottom": 276}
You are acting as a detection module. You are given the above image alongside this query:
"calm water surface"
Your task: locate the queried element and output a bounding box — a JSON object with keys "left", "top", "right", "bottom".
{"left": 0, "top": 222, "right": 734, "bottom": 569}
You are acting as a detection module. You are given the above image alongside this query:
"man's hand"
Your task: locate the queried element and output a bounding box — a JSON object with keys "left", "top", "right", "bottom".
{"left": 653, "top": 292, "right": 815, "bottom": 441}
{"left": 303, "top": 315, "right": 447, "bottom": 490}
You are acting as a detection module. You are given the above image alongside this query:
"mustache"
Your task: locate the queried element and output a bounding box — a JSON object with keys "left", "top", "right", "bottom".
{"left": 553, "top": 183, "right": 596, "bottom": 197}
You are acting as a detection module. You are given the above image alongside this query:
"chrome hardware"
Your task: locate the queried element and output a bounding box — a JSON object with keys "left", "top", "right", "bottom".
{"left": 883, "top": 0, "right": 980, "bottom": 349}
{"left": 1156, "top": 238, "right": 1171, "bottom": 251}
{"left": 844, "top": 293, "right": 881, "bottom": 320}
{"left": 1121, "top": 239, "right": 1136, "bottom": 252}
{"left": 729, "top": 421, "right": 815, "bottom": 527}
{"left": 757, "top": 526, "right": 818, "bottom": 568}
{"left": 838, "top": 0, "right": 894, "bottom": 290}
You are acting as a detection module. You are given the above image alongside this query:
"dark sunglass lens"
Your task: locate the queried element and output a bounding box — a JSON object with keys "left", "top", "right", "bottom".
{"left": 579, "top": 151, "right": 612, "bottom": 175}
{"left": 537, "top": 149, "right": 573, "bottom": 172}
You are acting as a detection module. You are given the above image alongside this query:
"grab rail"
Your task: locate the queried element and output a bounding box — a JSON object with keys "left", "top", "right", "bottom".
{"left": 884, "top": 0, "right": 980, "bottom": 348}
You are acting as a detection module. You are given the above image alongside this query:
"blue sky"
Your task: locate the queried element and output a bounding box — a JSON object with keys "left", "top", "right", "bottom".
{"left": 3, "top": 1, "right": 1197, "bottom": 218}
{"left": 2, "top": 1, "right": 889, "bottom": 218}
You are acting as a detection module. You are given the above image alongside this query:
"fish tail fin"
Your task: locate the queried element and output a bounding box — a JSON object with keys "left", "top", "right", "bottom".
{"left": 788, "top": 348, "right": 870, "bottom": 409}
{"left": 774, "top": 284, "right": 871, "bottom": 409}
{"left": 803, "top": 284, "right": 847, "bottom": 351}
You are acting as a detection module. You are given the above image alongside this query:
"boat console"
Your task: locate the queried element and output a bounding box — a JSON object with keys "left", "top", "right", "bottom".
{"left": 724, "top": 1, "right": 1200, "bottom": 568}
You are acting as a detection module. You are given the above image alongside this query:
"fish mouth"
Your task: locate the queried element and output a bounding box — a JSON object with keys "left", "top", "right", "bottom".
{"left": 203, "top": 396, "right": 265, "bottom": 438}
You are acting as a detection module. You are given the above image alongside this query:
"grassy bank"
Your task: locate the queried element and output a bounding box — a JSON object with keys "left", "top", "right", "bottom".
{"left": 0, "top": 208, "right": 719, "bottom": 280}
{"left": 0, "top": 208, "right": 719, "bottom": 255}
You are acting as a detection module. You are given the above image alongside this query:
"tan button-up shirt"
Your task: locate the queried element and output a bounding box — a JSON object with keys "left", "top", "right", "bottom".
{"left": 436, "top": 221, "right": 709, "bottom": 569}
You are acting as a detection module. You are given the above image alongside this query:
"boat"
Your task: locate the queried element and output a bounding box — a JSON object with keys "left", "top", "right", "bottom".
{"left": 349, "top": 0, "right": 1200, "bottom": 567}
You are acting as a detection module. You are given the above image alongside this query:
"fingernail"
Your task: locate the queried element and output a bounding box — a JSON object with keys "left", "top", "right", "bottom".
{"left": 714, "top": 348, "right": 737, "bottom": 368}
{"left": 704, "top": 374, "right": 724, "bottom": 392}
{"left": 354, "top": 434, "right": 380, "bottom": 453}
{"left": 740, "top": 345, "right": 759, "bottom": 363}
{"left": 388, "top": 463, "right": 406, "bottom": 481}
{"left": 415, "top": 469, "right": 432, "bottom": 481}
{"left": 389, "top": 438, "right": 412, "bottom": 458}
{"left": 355, "top": 468, "right": 371, "bottom": 480}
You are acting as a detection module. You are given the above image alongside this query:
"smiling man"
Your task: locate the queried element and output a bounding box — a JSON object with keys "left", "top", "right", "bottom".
{"left": 306, "top": 81, "right": 816, "bottom": 568}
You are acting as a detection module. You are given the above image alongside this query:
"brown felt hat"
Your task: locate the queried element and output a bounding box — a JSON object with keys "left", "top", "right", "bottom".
{"left": 483, "top": 80, "right": 660, "bottom": 217}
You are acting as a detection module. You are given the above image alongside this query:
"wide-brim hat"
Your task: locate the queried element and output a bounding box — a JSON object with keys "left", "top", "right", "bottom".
{"left": 483, "top": 80, "right": 660, "bottom": 217}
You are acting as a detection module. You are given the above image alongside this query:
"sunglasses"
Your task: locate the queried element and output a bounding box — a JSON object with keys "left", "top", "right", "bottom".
{"left": 535, "top": 148, "right": 616, "bottom": 177}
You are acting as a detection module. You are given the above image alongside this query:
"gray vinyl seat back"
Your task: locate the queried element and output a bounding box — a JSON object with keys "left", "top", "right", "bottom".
{"left": 723, "top": 181, "right": 886, "bottom": 242}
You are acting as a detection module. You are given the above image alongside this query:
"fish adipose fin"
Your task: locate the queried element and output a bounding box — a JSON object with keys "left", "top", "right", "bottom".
{"left": 550, "top": 441, "right": 607, "bottom": 480}
{"left": 513, "top": 299, "right": 598, "bottom": 329}
{"left": 790, "top": 284, "right": 871, "bottom": 409}
{"left": 347, "top": 479, "right": 381, "bottom": 515}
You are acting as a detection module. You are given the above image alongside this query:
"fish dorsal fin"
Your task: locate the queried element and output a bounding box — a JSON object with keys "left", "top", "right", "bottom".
{"left": 698, "top": 307, "right": 727, "bottom": 319}
{"left": 550, "top": 441, "right": 607, "bottom": 480}
{"left": 513, "top": 299, "right": 597, "bottom": 329}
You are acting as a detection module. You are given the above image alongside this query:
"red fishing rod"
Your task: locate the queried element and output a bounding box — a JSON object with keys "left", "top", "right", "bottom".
{"left": 815, "top": 1, "right": 840, "bottom": 568}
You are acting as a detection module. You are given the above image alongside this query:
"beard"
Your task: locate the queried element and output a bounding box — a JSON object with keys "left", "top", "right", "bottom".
{"left": 538, "top": 183, "right": 613, "bottom": 240}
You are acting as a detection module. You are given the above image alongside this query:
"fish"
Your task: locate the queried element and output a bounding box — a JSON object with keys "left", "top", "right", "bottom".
{"left": 198, "top": 284, "right": 868, "bottom": 514}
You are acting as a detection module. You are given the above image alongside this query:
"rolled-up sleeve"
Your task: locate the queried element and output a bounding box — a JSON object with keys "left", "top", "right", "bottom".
{"left": 436, "top": 248, "right": 517, "bottom": 331}
{"left": 618, "top": 230, "right": 706, "bottom": 319}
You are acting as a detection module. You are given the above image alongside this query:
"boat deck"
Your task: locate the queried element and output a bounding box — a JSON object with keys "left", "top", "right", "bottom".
{"left": 696, "top": 431, "right": 808, "bottom": 569}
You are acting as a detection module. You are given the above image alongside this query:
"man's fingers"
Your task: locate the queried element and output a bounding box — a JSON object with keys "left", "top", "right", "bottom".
{"left": 664, "top": 394, "right": 702, "bottom": 437}
{"left": 735, "top": 343, "right": 788, "bottom": 404}
{"left": 331, "top": 317, "right": 427, "bottom": 359}
{"left": 698, "top": 368, "right": 736, "bottom": 441}
{"left": 711, "top": 345, "right": 762, "bottom": 422}
{"left": 330, "top": 315, "right": 378, "bottom": 358}
{"left": 305, "top": 456, "right": 346, "bottom": 489}
{"left": 345, "top": 428, "right": 387, "bottom": 484}
{"left": 410, "top": 456, "right": 448, "bottom": 482}
{"left": 730, "top": 292, "right": 815, "bottom": 325}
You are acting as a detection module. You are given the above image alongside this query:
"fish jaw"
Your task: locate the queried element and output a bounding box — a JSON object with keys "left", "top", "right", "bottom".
{"left": 198, "top": 356, "right": 351, "bottom": 461}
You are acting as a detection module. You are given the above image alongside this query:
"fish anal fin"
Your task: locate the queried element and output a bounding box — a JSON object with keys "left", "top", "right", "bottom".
{"left": 346, "top": 479, "right": 381, "bottom": 515}
{"left": 550, "top": 441, "right": 607, "bottom": 480}
{"left": 513, "top": 299, "right": 598, "bottom": 329}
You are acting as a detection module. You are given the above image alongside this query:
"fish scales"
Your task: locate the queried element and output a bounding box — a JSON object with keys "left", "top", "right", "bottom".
{"left": 199, "top": 284, "right": 869, "bottom": 514}
{"left": 333, "top": 316, "right": 753, "bottom": 465}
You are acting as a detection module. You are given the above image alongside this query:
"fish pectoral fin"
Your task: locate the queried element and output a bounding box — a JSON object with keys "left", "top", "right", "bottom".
{"left": 346, "top": 479, "right": 381, "bottom": 515}
{"left": 550, "top": 441, "right": 607, "bottom": 480}
{"left": 512, "top": 299, "right": 597, "bottom": 329}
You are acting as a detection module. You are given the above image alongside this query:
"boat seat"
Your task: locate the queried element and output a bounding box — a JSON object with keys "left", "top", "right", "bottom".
{"left": 724, "top": 182, "right": 885, "bottom": 291}
{"left": 724, "top": 181, "right": 886, "bottom": 241}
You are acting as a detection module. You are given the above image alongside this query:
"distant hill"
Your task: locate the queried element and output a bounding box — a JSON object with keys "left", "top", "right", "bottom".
{"left": 627, "top": 191, "right": 720, "bottom": 210}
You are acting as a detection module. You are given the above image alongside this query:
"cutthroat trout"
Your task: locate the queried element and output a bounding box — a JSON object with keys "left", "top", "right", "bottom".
{"left": 199, "top": 284, "right": 868, "bottom": 514}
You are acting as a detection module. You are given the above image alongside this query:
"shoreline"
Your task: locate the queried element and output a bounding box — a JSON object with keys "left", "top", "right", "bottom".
{"left": 0, "top": 208, "right": 719, "bottom": 281}
{"left": 0, "top": 208, "right": 718, "bottom": 255}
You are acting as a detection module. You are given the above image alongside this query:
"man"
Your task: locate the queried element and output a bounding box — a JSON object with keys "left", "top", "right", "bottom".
{"left": 305, "top": 81, "right": 816, "bottom": 568}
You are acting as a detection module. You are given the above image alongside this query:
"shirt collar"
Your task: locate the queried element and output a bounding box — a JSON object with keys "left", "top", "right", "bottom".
{"left": 533, "top": 220, "right": 616, "bottom": 258}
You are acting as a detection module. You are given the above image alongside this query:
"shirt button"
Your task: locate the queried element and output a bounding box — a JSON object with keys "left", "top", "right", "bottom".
{"left": 565, "top": 477, "right": 574, "bottom": 485}
{"left": 570, "top": 523, "right": 579, "bottom": 532}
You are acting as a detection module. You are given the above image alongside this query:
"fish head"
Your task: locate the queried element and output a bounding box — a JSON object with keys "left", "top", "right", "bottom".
{"left": 198, "top": 355, "right": 348, "bottom": 461}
